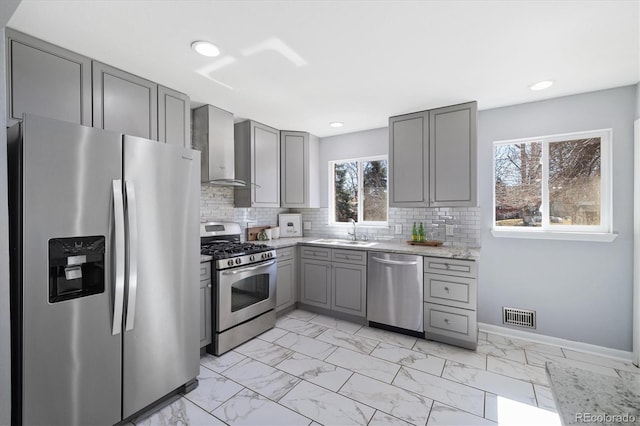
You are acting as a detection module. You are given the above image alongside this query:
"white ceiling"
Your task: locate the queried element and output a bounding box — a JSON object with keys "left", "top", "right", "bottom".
{"left": 8, "top": 0, "right": 640, "bottom": 137}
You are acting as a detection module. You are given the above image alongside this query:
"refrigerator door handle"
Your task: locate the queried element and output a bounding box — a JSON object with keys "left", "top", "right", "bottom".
{"left": 112, "top": 180, "right": 126, "bottom": 335}
{"left": 124, "top": 180, "right": 138, "bottom": 331}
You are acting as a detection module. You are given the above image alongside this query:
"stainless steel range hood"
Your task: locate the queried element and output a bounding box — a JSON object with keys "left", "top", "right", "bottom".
{"left": 192, "top": 104, "right": 246, "bottom": 186}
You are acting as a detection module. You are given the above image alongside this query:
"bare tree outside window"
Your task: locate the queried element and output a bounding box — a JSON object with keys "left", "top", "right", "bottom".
{"left": 332, "top": 157, "right": 388, "bottom": 224}
{"left": 494, "top": 130, "right": 608, "bottom": 233}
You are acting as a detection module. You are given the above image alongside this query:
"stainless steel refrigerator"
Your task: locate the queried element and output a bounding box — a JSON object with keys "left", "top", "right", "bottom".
{"left": 8, "top": 114, "right": 201, "bottom": 425}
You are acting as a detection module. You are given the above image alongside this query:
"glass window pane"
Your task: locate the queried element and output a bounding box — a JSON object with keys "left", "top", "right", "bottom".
{"left": 548, "top": 138, "right": 601, "bottom": 226}
{"left": 363, "top": 160, "right": 387, "bottom": 222}
{"left": 494, "top": 142, "right": 542, "bottom": 227}
{"left": 334, "top": 161, "right": 358, "bottom": 223}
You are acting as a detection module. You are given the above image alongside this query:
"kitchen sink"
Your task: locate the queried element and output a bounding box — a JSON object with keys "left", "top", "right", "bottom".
{"left": 309, "top": 238, "right": 378, "bottom": 247}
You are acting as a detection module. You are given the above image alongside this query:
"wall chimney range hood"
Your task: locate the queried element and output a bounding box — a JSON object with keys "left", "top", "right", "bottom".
{"left": 192, "top": 104, "right": 246, "bottom": 186}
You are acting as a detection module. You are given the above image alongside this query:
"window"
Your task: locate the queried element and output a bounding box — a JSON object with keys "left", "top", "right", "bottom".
{"left": 329, "top": 156, "right": 388, "bottom": 225}
{"left": 493, "top": 129, "right": 613, "bottom": 241}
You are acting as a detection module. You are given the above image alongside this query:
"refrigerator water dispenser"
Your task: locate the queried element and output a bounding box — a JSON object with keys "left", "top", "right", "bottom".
{"left": 48, "top": 236, "right": 105, "bottom": 303}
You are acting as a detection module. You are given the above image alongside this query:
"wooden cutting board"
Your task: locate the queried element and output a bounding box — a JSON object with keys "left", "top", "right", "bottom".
{"left": 406, "top": 240, "right": 443, "bottom": 246}
{"left": 247, "top": 226, "right": 269, "bottom": 241}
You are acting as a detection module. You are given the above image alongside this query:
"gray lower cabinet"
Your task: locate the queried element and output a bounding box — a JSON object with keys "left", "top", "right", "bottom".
{"left": 6, "top": 29, "right": 92, "bottom": 127}
{"left": 276, "top": 247, "right": 297, "bottom": 312}
{"left": 234, "top": 120, "right": 280, "bottom": 207}
{"left": 423, "top": 256, "right": 477, "bottom": 350}
{"left": 389, "top": 101, "right": 477, "bottom": 207}
{"left": 300, "top": 246, "right": 367, "bottom": 318}
{"left": 93, "top": 61, "right": 158, "bottom": 140}
{"left": 200, "top": 262, "right": 212, "bottom": 348}
{"left": 280, "top": 131, "right": 320, "bottom": 208}
{"left": 158, "top": 85, "right": 190, "bottom": 147}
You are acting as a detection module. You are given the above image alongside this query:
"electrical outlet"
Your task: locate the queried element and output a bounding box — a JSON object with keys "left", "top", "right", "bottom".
{"left": 303, "top": 221, "right": 312, "bottom": 230}
{"left": 445, "top": 224, "right": 454, "bottom": 236}
{"left": 394, "top": 224, "right": 402, "bottom": 234}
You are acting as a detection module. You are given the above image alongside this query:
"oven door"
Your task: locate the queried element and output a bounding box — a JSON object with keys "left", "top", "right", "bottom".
{"left": 216, "top": 259, "right": 276, "bottom": 332}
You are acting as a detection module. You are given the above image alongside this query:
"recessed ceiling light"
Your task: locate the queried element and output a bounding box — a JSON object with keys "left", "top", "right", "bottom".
{"left": 529, "top": 80, "right": 554, "bottom": 91}
{"left": 191, "top": 41, "right": 221, "bottom": 57}
{"left": 330, "top": 122, "right": 344, "bottom": 128}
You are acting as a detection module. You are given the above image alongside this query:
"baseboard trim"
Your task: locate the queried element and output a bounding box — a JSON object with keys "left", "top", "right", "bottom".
{"left": 478, "top": 322, "right": 633, "bottom": 362}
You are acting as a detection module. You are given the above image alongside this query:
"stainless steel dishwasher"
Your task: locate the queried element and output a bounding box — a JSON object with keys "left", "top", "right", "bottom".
{"left": 367, "top": 252, "right": 424, "bottom": 333}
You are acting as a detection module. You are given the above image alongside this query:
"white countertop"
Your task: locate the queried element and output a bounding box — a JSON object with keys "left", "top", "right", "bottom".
{"left": 546, "top": 361, "right": 640, "bottom": 425}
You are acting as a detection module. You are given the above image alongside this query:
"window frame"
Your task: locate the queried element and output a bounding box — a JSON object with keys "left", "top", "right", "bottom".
{"left": 491, "top": 129, "right": 616, "bottom": 242}
{"left": 328, "top": 155, "right": 389, "bottom": 226}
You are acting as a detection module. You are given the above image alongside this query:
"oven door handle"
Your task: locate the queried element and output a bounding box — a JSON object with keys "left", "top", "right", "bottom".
{"left": 222, "top": 260, "right": 276, "bottom": 275}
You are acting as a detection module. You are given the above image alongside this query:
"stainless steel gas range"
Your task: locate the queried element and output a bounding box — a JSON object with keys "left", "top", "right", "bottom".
{"left": 200, "top": 222, "right": 276, "bottom": 355}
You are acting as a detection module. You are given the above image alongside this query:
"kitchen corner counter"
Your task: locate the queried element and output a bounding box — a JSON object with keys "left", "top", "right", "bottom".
{"left": 545, "top": 361, "right": 640, "bottom": 425}
{"left": 200, "top": 254, "right": 213, "bottom": 262}
{"left": 263, "top": 237, "right": 479, "bottom": 260}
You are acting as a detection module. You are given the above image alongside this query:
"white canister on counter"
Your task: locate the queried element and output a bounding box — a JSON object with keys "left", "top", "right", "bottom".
{"left": 264, "top": 228, "right": 272, "bottom": 240}
{"left": 271, "top": 227, "right": 280, "bottom": 239}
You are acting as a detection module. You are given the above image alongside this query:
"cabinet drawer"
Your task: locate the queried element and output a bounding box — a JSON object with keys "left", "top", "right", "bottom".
{"left": 424, "top": 302, "right": 476, "bottom": 340}
{"left": 331, "top": 249, "right": 366, "bottom": 265}
{"left": 276, "top": 246, "right": 295, "bottom": 261}
{"left": 301, "top": 246, "right": 331, "bottom": 260}
{"left": 424, "top": 273, "right": 476, "bottom": 310}
{"left": 424, "top": 256, "right": 477, "bottom": 278}
{"left": 200, "top": 262, "right": 211, "bottom": 281}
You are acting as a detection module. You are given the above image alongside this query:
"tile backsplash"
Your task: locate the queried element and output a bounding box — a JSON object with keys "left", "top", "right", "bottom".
{"left": 200, "top": 185, "right": 480, "bottom": 247}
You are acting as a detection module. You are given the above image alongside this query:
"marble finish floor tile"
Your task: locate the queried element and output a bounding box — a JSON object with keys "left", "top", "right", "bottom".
{"left": 339, "top": 373, "right": 433, "bottom": 425}
{"left": 284, "top": 309, "right": 317, "bottom": 322}
{"left": 371, "top": 342, "right": 446, "bottom": 376}
{"left": 486, "top": 334, "right": 564, "bottom": 357}
{"left": 200, "top": 351, "right": 247, "bottom": 374}
{"left": 477, "top": 339, "right": 527, "bottom": 363}
{"left": 525, "top": 350, "right": 619, "bottom": 376}
{"left": 368, "top": 410, "right": 414, "bottom": 426}
{"left": 486, "top": 355, "right": 549, "bottom": 386}
{"left": 427, "top": 401, "right": 496, "bottom": 426}
{"left": 275, "top": 352, "right": 353, "bottom": 392}
{"left": 393, "top": 366, "right": 485, "bottom": 417}
{"left": 135, "top": 397, "right": 225, "bottom": 425}
{"left": 184, "top": 366, "right": 244, "bottom": 412}
{"left": 533, "top": 384, "right": 557, "bottom": 412}
{"left": 413, "top": 339, "right": 487, "bottom": 369}
{"left": 233, "top": 338, "right": 295, "bottom": 366}
{"left": 212, "top": 388, "right": 311, "bottom": 425}
{"left": 223, "top": 358, "right": 300, "bottom": 401}
{"left": 308, "top": 313, "right": 363, "bottom": 334}
{"left": 355, "top": 326, "right": 418, "bottom": 349}
{"left": 561, "top": 348, "right": 640, "bottom": 373}
{"left": 324, "top": 347, "right": 400, "bottom": 383}
{"left": 279, "top": 380, "right": 375, "bottom": 425}
{"left": 483, "top": 393, "right": 561, "bottom": 425}
{"left": 257, "top": 327, "right": 289, "bottom": 342}
{"left": 275, "top": 317, "right": 328, "bottom": 338}
{"left": 275, "top": 332, "right": 338, "bottom": 360}
{"left": 442, "top": 361, "right": 537, "bottom": 406}
{"left": 316, "top": 328, "right": 379, "bottom": 355}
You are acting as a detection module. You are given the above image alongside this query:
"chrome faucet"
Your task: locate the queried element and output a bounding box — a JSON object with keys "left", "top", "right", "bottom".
{"left": 348, "top": 218, "right": 357, "bottom": 241}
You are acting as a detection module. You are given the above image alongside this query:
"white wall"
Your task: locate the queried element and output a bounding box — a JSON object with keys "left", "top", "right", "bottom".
{"left": 1, "top": 1, "right": 23, "bottom": 423}
{"left": 478, "top": 85, "right": 636, "bottom": 351}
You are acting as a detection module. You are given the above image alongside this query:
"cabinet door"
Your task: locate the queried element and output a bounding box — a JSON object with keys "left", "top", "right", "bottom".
{"left": 93, "top": 61, "right": 158, "bottom": 140}
{"left": 389, "top": 111, "right": 429, "bottom": 207}
{"left": 281, "top": 131, "right": 307, "bottom": 207}
{"left": 253, "top": 122, "right": 280, "bottom": 206}
{"left": 200, "top": 279, "right": 212, "bottom": 348}
{"left": 300, "top": 259, "right": 331, "bottom": 309}
{"left": 276, "top": 259, "right": 295, "bottom": 312}
{"left": 429, "top": 102, "right": 477, "bottom": 207}
{"left": 332, "top": 262, "right": 367, "bottom": 317}
{"left": 158, "top": 85, "right": 190, "bottom": 147}
{"left": 6, "top": 29, "right": 92, "bottom": 127}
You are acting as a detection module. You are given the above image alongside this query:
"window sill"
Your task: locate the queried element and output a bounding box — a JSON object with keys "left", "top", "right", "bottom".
{"left": 491, "top": 229, "right": 618, "bottom": 242}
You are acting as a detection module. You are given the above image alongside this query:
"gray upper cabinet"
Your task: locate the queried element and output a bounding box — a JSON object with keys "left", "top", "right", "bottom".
{"left": 389, "top": 101, "right": 477, "bottom": 207}
{"left": 429, "top": 102, "right": 477, "bottom": 207}
{"left": 280, "top": 131, "right": 320, "bottom": 208}
{"left": 389, "top": 111, "right": 429, "bottom": 207}
{"left": 234, "top": 120, "right": 280, "bottom": 207}
{"left": 93, "top": 61, "right": 158, "bottom": 140}
{"left": 158, "top": 85, "right": 190, "bottom": 147}
{"left": 6, "top": 29, "right": 92, "bottom": 127}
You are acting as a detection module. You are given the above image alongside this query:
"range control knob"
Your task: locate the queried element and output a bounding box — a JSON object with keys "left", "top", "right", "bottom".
{"left": 235, "top": 258, "right": 241, "bottom": 265}
{"left": 227, "top": 260, "right": 234, "bottom": 267}
{"left": 249, "top": 255, "right": 255, "bottom": 261}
